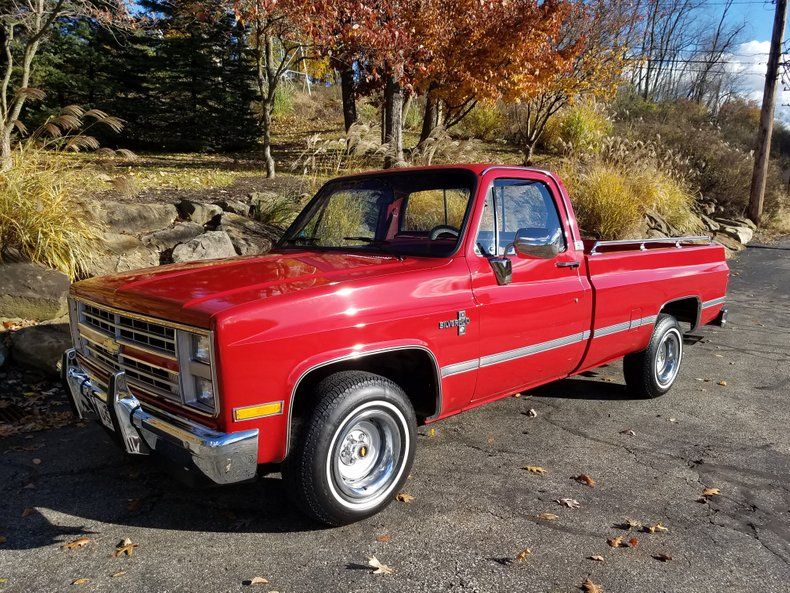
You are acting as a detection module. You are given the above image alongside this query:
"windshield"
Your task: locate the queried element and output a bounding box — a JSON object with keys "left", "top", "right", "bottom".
{"left": 279, "top": 170, "right": 476, "bottom": 257}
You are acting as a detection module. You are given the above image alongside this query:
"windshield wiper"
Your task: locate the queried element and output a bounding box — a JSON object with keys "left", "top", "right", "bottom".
{"left": 342, "top": 237, "right": 390, "bottom": 245}
{"left": 282, "top": 236, "right": 318, "bottom": 245}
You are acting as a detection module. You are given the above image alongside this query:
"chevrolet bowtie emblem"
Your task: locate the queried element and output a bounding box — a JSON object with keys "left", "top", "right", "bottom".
{"left": 99, "top": 335, "right": 120, "bottom": 355}
{"left": 439, "top": 310, "right": 471, "bottom": 336}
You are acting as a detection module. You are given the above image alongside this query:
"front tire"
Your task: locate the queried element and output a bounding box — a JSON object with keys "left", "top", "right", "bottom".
{"left": 283, "top": 371, "right": 416, "bottom": 526}
{"left": 623, "top": 314, "right": 684, "bottom": 398}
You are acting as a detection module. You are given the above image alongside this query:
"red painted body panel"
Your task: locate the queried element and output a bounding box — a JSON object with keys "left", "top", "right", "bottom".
{"left": 69, "top": 164, "right": 730, "bottom": 465}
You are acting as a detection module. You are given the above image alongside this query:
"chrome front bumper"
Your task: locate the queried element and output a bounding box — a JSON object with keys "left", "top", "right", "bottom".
{"left": 62, "top": 348, "right": 259, "bottom": 484}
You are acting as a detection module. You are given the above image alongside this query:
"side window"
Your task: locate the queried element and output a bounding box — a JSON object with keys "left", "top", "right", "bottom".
{"left": 476, "top": 179, "right": 565, "bottom": 256}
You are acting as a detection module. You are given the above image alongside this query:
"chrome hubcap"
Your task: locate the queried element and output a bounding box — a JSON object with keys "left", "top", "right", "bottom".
{"left": 331, "top": 408, "right": 403, "bottom": 503}
{"left": 655, "top": 330, "right": 681, "bottom": 387}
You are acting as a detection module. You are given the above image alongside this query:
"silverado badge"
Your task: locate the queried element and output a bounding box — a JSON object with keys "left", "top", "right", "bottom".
{"left": 439, "top": 310, "right": 471, "bottom": 336}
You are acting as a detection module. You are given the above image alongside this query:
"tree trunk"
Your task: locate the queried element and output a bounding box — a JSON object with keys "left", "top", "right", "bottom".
{"left": 339, "top": 64, "right": 357, "bottom": 132}
{"left": 0, "top": 127, "right": 12, "bottom": 172}
{"left": 383, "top": 74, "right": 404, "bottom": 168}
{"left": 262, "top": 103, "right": 275, "bottom": 178}
{"left": 419, "top": 87, "right": 440, "bottom": 145}
{"left": 523, "top": 140, "right": 536, "bottom": 166}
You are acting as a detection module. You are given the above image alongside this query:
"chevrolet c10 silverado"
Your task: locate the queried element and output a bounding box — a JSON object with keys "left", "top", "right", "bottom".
{"left": 63, "top": 164, "right": 729, "bottom": 525}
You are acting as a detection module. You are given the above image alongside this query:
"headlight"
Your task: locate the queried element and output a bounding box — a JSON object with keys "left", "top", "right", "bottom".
{"left": 192, "top": 334, "right": 211, "bottom": 364}
{"left": 194, "top": 376, "right": 215, "bottom": 407}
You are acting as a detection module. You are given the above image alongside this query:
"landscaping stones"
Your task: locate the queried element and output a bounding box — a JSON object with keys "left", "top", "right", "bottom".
{"left": 94, "top": 201, "right": 178, "bottom": 235}
{"left": 218, "top": 213, "right": 279, "bottom": 256}
{"left": 85, "top": 233, "right": 160, "bottom": 276}
{"left": 10, "top": 322, "right": 71, "bottom": 377}
{"left": 177, "top": 200, "right": 223, "bottom": 226}
{"left": 0, "top": 262, "right": 70, "bottom": 321}
{"left": 217, "top": 199, "right": 251, "bottom": 216}
{"left": 171, "top": 231, "right": 236, "bottom": 262}
{"left": 142, "top": 222, "right": 204, "bottom": 250}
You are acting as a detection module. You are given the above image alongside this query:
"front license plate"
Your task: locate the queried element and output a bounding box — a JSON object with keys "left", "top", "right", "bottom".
{"left": 95, "top": 400, "right": 115, "bottom": 431}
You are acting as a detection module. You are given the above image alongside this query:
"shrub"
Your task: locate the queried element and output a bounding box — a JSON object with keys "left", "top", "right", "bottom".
{"left": 453, "top": 103, "right": 505, "bottom": 142}
{"left": 0, "top": 145, "right": 99, "bottom": 278}
{"left": 560, "top": 159, "right": 697, "bottom": 240}
{"left": 542, "top": 103, "right": 612, "bottom": 155}
{"left": 252, "top": 194, "right": 302, "bottom": 228}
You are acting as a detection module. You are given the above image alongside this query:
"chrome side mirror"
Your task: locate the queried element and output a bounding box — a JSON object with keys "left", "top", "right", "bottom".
{"left": 488, "top": 256, "right": 512, "bottom": 286}
{"left": 512, "top": 228, "right": 563, "bottom": 259}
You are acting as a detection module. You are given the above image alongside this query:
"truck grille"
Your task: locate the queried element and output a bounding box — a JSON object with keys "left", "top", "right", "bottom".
{"left": 76, "top": 302, "right": 181, "bottom": 402}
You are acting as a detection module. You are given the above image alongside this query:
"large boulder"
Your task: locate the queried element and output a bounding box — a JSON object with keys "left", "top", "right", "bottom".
{"left": 171, "top": 231, "right": 236, "bottom": 263}
{"left": 713, "top": 232, "right": 746, "bottom": 253}
{"left": 177, "top": 200, "right": 223, "bottom": 226}
{"left": 0, "top": 262, "right": 70, "bottom": 321}
{"left": 141, "top": 222, "right": 204, "bottom": 250}
{"left": 85, "top": 233, "right": 160, "bottom": 276}
{"left": 94, "top": 201, "right": 178, "bottom": 235}
{"left": 219, "top": 213, "right": 279, "bottom": 256}
{"left": 10, "top": 322, "right": 71, "bottom": 377}
{"left": 217, "top": 199, "right": 251, "bottom": 216}
{"left": 716, "top": 221, "right": 754, "bottom": 245}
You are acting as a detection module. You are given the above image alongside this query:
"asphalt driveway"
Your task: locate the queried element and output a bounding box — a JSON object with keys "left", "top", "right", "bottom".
{"left": 1, "top": 240, "right": 788, "bottom": 593}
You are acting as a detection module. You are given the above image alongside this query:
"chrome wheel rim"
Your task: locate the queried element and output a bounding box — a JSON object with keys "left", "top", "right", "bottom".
{"left": 655, "top": 329, "right": 681, "bottom": 387}
{"left": 330, "top": 405, "right": 404, "bottom": 505}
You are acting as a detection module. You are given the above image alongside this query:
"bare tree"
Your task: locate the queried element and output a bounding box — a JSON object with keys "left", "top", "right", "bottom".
{"left": 0, "top": 0, "right": 128, "bottom": 171}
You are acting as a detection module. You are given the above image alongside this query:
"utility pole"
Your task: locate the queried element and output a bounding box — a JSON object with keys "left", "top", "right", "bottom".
{"left": 748, "top": 0, "right": 787, "bottom": 226}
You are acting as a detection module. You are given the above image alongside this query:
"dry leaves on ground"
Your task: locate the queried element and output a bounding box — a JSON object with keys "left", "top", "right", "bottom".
{"left": 555, "top": 498, "right": 581, "bottom": 509}
{"left": 614, "top": 519, "right": 642, "bottom": 531}
{"left": 376, "top": 534, "right": 391, "bottom": 543}
{"left": 395, "top": 492, "right": 414, "bottom": 503}
{"left": 516, "top": 548, "right": 532, "bottom": 562}
{"left": 643, "top": 522, "right": 669, "bottom": 534}
{"left": 653, "top": 553, "right": 673, "bottom": 562}
{"left": 607, "top": 535, "right": 637, "bottom": 548}
{"left": 574, "top": 474, "right": 596, "bottom": 488}
{"left": 588, "top": 555, "right": 605, "bottom": 562}
{"left": 582, "top": 577, "right": 604, "bottom": 592}
{"left": 21, "top": 507, "right": 35, "bottom": 518}
{"left": 717, "top": 380, "right": 727, "bottom": 386}
{"left": 72, "top": 578, "right": 90, "bottom": 586}
{"left": 244, "top": 576, "right": 269, "bottom": 586}
{"left": 523, "top": 465, "right": 547, "bottom": 475}
{"left": 619, "top": 429, "right": 636, "bottom": 436}
{"left": 536, "top": 512, "right": 559, "bottom": 521}
{"left": 698, "top": 487, "right": 721, "bottom": 502}
{"left": 368, "top": 557, "right": 394, "bottom": 575}
{"left": 61, "top": 537, "right": 91, "bottom": 550}
{"left": 113, "top": 538, "right": 138, "bottom": 557}
{"left": 526, "top": 408, "right": 538, "bottom": 418}
{"left": 110, "top": 571, "right": 127, "bottom": 578}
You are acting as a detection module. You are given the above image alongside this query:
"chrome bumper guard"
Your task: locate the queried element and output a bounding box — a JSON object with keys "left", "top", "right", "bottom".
{"left": 62, "top": 348, "right": 259, "bottom": 485}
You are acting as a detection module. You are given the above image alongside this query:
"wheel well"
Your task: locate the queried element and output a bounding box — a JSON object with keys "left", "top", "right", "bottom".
{"left": 659, "top": 297, "right": 701, "bottom": 332}
{"left": 289, "top": 348, "right": 440, "bottom": 437}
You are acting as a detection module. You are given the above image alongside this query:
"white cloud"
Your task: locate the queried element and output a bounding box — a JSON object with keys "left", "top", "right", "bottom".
{"left": 727, "top": 40, "right": 789, "bottom": 123}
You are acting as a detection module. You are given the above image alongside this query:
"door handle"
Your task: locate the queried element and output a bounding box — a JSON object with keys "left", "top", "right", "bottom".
{"left": 556, "top": 260, "right": 580, "bottom": 268}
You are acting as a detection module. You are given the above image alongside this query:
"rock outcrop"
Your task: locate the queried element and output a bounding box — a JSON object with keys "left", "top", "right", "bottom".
{"left": 0, "top": 263, "right": 70, "bottom": 321}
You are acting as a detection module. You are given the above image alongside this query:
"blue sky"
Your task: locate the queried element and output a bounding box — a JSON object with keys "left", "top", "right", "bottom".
{"left": 724, "top": 0, "right": 777, "bottom": 42}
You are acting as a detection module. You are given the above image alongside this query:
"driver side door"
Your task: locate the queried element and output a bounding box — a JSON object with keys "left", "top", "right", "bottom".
{"left": 468, "top": 176, "right": 591, "bottom": 403}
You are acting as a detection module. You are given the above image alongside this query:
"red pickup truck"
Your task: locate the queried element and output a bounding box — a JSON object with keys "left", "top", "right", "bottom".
{"left": 63, "top": 164, "right": 729, "bottom": 525}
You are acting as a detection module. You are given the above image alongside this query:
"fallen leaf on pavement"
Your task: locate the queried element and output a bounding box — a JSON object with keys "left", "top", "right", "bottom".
{"left": 395, "top": 492, "right": 414, "bottom": 503}
{"left": 653, "top": 553, "right": 673, "bottom": 562}
{"left": 614, "top": 519, "right": 643, "bottom": 531}
{"left": 644, "top": 522, "right": 669, "bottom": 534}
{"left": 523, "top": 465, "right": 547, "bottom": 475}
{"left": 702, "top": 487, "right": 721, "bottom": 497}
{"left": 536, "top": 512, "right": 559, "bottom": 521}
{"left": 246, "top": 576, "right": 269, "bottom": 586}
{"left": 21, "top": 507, "right": 35, "bottom": 518}
{"left": 428, "top": 428, "right": 436, "bottom": 437}
{"left": 582, "top": 577, "right": 604, "bottom": 593}
{"left": 717, "top": 380, "right": 727, "bottom": 386}
{"left": 607, "top": 536, "right": 628, "bottom": 548}
{"left": 516, "top": 548, "right": 532, "bottom": 562}
{"left": 574, "top": 474, "right": 596, "bottom": 488}
{"left": 61, "top": 537, "right": 91, "bottom": 550}
{"left": 619, "top": 429, "right": 636, "bottom": 436}
{"left": 110, "top": 571, "right": 127, "bottom": 578}
{"left": 368, "top": 556, "right": 394, "bottom": 575}
{"left": 32, "top": 458, "right": 42, "bottom": 465}
{"left": 588, "top": 555, "right": 605, "bottom": 562}
{"left": 628, "top": 537, "right": 639, "bottom": 547}
{"left": 526, "top": 408, "right": 538, "bottom": 418}
{"left": 376, "top": 535, "right": 391, "bottom": 543}
{"left": 72, "top": 578, "right": 89, "bottom": 586}
{"left": 556, "top": 498, "right": 581, "bottom": 509}
{"left": 113, "top": 538, "right": 138, "bottom": 557}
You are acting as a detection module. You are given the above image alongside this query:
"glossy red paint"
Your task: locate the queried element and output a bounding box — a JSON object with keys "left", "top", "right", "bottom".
{"left": 69, "top": 164, "right": 729, "bottom": 464}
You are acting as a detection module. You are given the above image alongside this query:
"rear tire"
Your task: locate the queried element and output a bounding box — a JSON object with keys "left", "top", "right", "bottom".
{"left": 283, "top": 371, "right": 416, "bottom": 526}
{"left": 624, "top": 314, "right": 683, "bottom": 398}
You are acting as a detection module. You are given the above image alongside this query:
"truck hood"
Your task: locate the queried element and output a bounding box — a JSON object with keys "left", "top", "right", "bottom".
{"left": 71, "top": 250, "right": 426, "bottom": 328}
